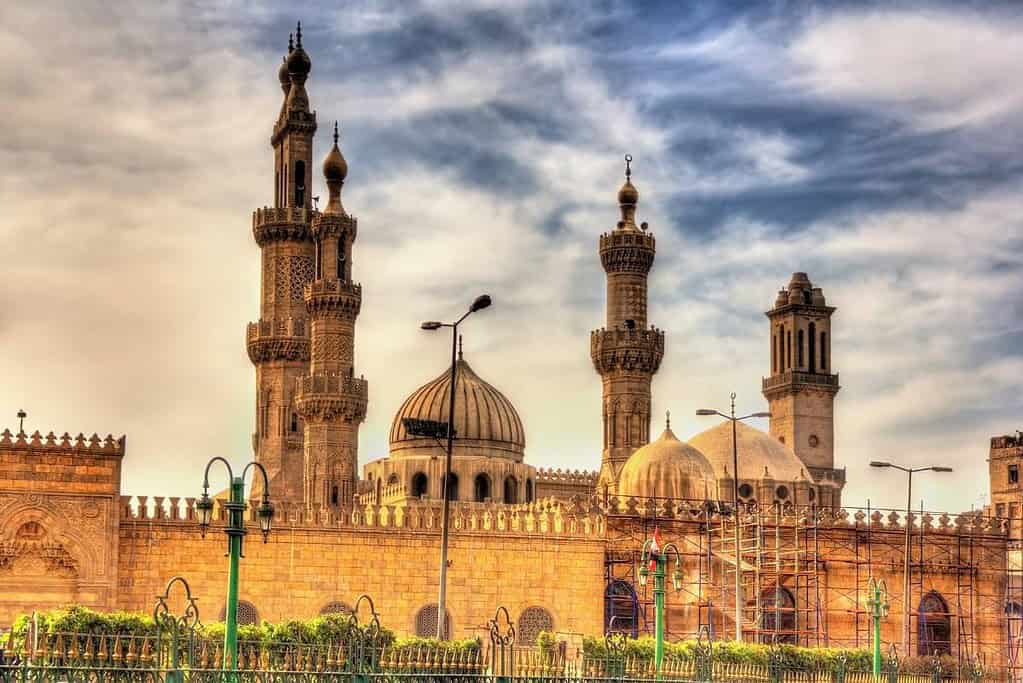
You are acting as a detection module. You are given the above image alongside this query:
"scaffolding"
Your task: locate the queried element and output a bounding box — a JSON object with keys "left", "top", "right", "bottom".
{"left": 600, "top": 499, "right": 1023, "bottom": 678}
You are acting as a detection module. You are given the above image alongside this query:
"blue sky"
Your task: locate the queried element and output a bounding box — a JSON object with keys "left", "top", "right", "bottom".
{"left": 1, "top": 1, "right": 1021, "bottom": 512}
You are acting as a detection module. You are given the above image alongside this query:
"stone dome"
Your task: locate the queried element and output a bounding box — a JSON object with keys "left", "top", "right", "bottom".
{"left": 323, "top": 123, "right": 348, "bottom": 183}
{"left": 617, "top": 179, "right": 638, "bottom": 206}
{"left": 278, "top": 57, "right": 290, "bottom": 92}
{"left": 688, "top": 421, "right": 805, "bottom": 482}
{"left": 389, "top": 356, "right": 525, "bottom": 460}
{"left": 617, "top": 427, "right": 715, "bottom": 501}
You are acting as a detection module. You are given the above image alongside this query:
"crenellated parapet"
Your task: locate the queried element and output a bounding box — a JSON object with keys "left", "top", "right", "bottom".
{"left": 271, "top": 109, "right": 316, "bottom": 145}
{"left": 599, "top": 230, "right": 655, "bottom": 274}
{"left": 590, "top": 327, "right": 665, "bottom": 374}
{"left": 252, "top": 207, "right": 314, "bottom": 246}
{"left": 0, "top": 428, "right": 124, "bottom": 456}
{"left": 303, "top": 279, "right": 362, "bottom": 319}
{"left": 246, "top": 317, "right": 310, "bottom": 362}
{"left": 117, "top": 495, "right": 605, "bottom": 539}
{"left": 535, "top": 468, "right": 599, "bottom": 486}
{"left": 294, "top": 373, "right": 368, "bottom": 422}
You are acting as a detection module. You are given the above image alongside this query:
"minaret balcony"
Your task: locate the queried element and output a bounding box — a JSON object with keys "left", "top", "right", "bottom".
{"left": 304, "top": 279, "right": 362, "bottom": 318}
{"left": 590, "top": 327, "right": 665, "bottom": 375}
{"left": 311, "top": 211, "right": 357, "bottom": 239}
{"left": 294, "top": 373, "right": 369, "bottom": 422}
{"left": 252, "top": 207, "right": 313, "bottom": 246}
{"left": 762, "top": 370, "right": 841, "bottom": 396}
{"left": 599, "top": 231, "right": 656, "bottom": 274}
{"left": 246, "top": 317, "right": 310, "bottom": 363}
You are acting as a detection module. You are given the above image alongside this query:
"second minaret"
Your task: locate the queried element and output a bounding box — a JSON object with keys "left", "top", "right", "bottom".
{"left": 294, "top": 123, "right": 368, "bottom": 510}
{"left": 591, "top": 157, "right": 665, "bottom": 493}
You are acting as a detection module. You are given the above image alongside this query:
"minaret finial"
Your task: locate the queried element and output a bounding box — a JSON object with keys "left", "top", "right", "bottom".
{"left": 625, "top": 154, "right": 632, "bottom": 181}
{"left": 665, "top": 410, "right": 670, "bottom": 430}
{"left": 288, "top": 32, "right": 294, "bottom": 52}
{"left": 458, "top": 335, "right": 464, "bottom": 361}
{"left": 333, "top": 120, "right": 339, "bottom": 146}
{"left": 295, "top": 21, "right": 302, "bottom": 48}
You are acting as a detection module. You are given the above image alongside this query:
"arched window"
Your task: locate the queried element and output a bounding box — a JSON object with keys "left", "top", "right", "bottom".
{"left": 517, "top": 607, "right": 554, "bottom": 646}
{"left": 772, "top": 333, "right": 777, "bottom": 373}
{"left": 918, "top": 591, "right": 951, "bottom": 656}
{"left": 797, "top": 329, "right": 804, "bottom": 368}
{"left": 412, "top": 472, "right": 428, "bottom": 498}
{"left": 504, "top": 476, "right": 518, "bottom": 504}
{"left": 275, "top": 171, "right": 280, "bottom": 207}
{"left": 444, "top": 472, "right": 459, "bottom": 501}
{"left": 820, "top": 332, "right": 828, "bottom": 370}
{"left": 375, "top": 478, "right": 381, "bottom": 501}
{"left": 387, "top": 473, "right": 400, "bottom": 485}
{"left": 808, "top": 322, "right": 817, "bottom": 373}
{"left": 290, "top": 413, "right": 299, "bottom": 433}
{"left": 778, "top": 327, "right": 785, "bottom": 373}
{"left": 760, "top": 587, "right": 796, "bottom": 644}
{"left": 220, "top": 600, "right": 259, "bottom": 626}
{"left": 337, "top": 235, "right": 346, "bottom": 280}
{"left": 315, "top": 241, "right": 322, "bottom": 279}
{"left": 331, "top": 485, "right": 339, "bottom": 506}
{"left": 473, "top": 473, "right": 491, "bottom": 502}
{"left": 604, "top": 580, "right": 639, "bottom": 637}
{"left": 525, "top": 479, "right": 534, "bottom": 503}
{"left": 786, "top": 330, "right": 792, "bottom": 369}
{"left": 415, "top": 604, "right": 451, "bottom": 638}
{"left": 295, "top": 160, "right": 306, "bottom": 207}
{"left": 320, "top": 602, "right": 352, "bottom": 616}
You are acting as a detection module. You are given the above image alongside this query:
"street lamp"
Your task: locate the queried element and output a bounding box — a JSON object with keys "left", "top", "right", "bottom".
{"left": 197, "top": 457, "right": 274, "bottom": 670}
{"left": 420, "top": 293, "right": 492, "bottom": 639}
{"left": 866, "top": 577, "right": 890, "bottom": 675}
{"left": 638, "top": 531, "right": 682, "bottom": 674}
{"left": 696, "top": 392, "right": 770, "bottom": 642}
{"left": 869, "top": 460, "right": 952, "bottom": 656}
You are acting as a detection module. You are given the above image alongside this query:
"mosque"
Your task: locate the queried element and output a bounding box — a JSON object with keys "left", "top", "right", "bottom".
{"left": 0, "top": 27, "right": 1019, "bottom": 674}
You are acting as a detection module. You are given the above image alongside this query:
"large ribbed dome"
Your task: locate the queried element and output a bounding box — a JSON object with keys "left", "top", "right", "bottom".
{"left": 688, "top": 421, "right": 805, "bottom": 481}
{"left": 618, "top": 427, "right": 715, "bottom": 501}
{"left": 389, "top": 356, "right": 525, "bottom": 460}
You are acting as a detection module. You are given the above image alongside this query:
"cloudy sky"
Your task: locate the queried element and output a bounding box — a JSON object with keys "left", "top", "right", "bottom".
{"left": 1, "top": 1, "right": 1020, "bottom": 513}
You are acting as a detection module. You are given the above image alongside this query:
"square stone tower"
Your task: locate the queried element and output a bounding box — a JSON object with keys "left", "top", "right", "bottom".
{"left": 990, "top": 433, "right": 1023, "bottom": 532}
{"left": 762, "top": 273, "right": 843, "bottom": 489}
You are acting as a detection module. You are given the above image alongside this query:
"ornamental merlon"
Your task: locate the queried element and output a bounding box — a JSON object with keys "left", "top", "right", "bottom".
{"left": 599, "top": 230, "right": 655, "bottom": 251}
{"left": 296, "top": 372, "right": 368, "bottom": 399}
{"left": 252, "top": 206, "right": 314, "bottom": 246}
{"left": 310, "top": 212, "right": 357, "bottom": 240}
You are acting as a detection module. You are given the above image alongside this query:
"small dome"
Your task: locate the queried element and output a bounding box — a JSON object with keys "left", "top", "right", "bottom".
{"left": 323, "top": 123, "right": 348, "bottom": 182}
{"left": 278, "top": 58, "right": 290, "bottom": 91}
{"left": 617, "top": 179, "right": 638, "bottom": 206}
{"left": 287, "top": 46, "right": 311, "bottom": 77}
{"left": 390, "top": 356, "right": 525, "bottom": 460}
{"left": 617, "top": 427, "right": 715, "bottom": 500}
{"left": 688, "top": 421, "right": 805, "bottom": 482}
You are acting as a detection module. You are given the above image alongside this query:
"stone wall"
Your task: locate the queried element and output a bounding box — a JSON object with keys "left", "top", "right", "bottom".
{"left": 0, "top": 429, "right": 124, "bottom": 627}
{"left": 116, "top": 497, "right": 606, "bottom": 639}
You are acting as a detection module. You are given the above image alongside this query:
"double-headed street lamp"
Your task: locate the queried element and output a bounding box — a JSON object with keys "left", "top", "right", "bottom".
{"left": 696, "top": 393, "right": 770, "bottom": 642}
{"left": 866, "top": 577, "right": 890, "bottom": 675}
{"left": 195, "top": 457, "right": 274, "bottom": 670}
{"left": 869, "top": 460, "right": 952, "bottom": 657}
{"left": 420, "top": 293, "right": 492, "bottom": 639}
{"left": 638, "top": 531, "right": 682, "bottom": 674}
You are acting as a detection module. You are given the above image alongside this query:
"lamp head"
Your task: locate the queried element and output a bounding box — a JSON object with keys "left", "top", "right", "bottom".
{"left": 869, "top": 461, "right": 892, "bottom": 468}
{"left": 638, "top": 564, "right": 649, "bottom": 586}
{"left": 695, "top": 409, "right": 717, "bottom": 416}
{"left": 469, "top": 294, "right": 492, "bottom": 313}
{"left": 196, "top": 491, "right": 214, "bottom": 537}
{"left": 931, "top": 466, "right": 953, "bottom": 473}
{"left": 750, "top": 412, "right": 771, "bottom": 418}
{"left": 672, "top": 567, "right": 683, "bottom": 591}
{"left": 257, "top": 498, "right": 274, "bottom": 542}
{"left": 420, "top": 321, "right": 443, "bottom": 331}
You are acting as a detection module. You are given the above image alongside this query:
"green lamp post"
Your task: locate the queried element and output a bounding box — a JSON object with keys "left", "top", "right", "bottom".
{"left": 638, "top": 531, "right": 683, "bottom": 674}
{"left": 866, "top": 577, "right": 890, "bottom": 676}
{"left": 195, "top": 457, "right": 274, "bottom": 671}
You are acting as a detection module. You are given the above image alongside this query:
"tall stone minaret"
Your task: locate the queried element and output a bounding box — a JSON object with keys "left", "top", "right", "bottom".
{"left": 294, "top": 123, "right": 368, "bottom": 511}
{"left": 591, "top": 156, "right": 665, "bottom": 492}
{"left": 762, "top": 272, "right": 840, "bottom": 484}
{"left": 248, "top": 24, "right": 317, "bottom": 503}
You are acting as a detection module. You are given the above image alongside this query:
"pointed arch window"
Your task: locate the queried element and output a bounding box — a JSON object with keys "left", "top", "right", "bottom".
{"left": 412, "top": 472, "right": 428, "bottom": 498}
{"left": 525, "top": 479, "right": 534, "bottom": 503}
{"left": 337, "top": 234, "right": 346, "bottom": 280}
{"left": 290, "top": 412, "right": 299, "bottom": 433}
{"left": 760, "top": 587, "right": 797, "bottom": 644}
{"left": 504, "top": 476, "right": 518, "bottom": 504}
{"left": 918, "top": 591, "right": 951, "bottom": 656}
{"left": 604, "top": 580, "right": 639, "bottom": 637}
{"left": 474, "top": 473, "right": 491, "bottom": 502}
{"left": 444, "top": 472, "right": 459, "bottom": 501}
{"left": 295, "top": 160, "right": 306, "bottom": 207}
{"left": 820, "top": 332, "right": 828, "bottom": 370}
{"left": 797, "top": 329, "right": 805, "bottom": 368}
{"left": 808, "top": 323, "right": 817, "bottom": 373}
